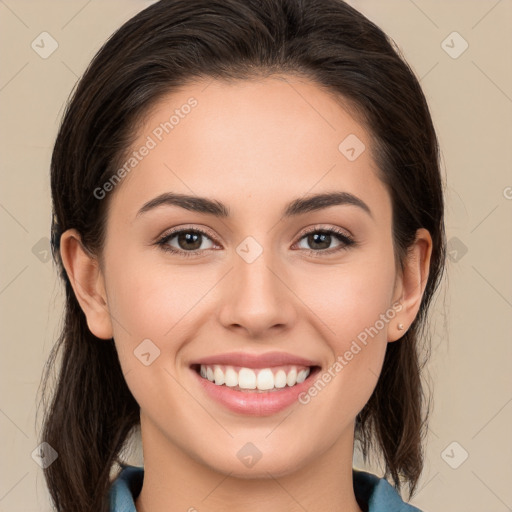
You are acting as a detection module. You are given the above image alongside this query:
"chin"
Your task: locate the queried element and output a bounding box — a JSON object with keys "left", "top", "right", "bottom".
{"left": 204, "top": 449, "right": 310, "bottom": 479}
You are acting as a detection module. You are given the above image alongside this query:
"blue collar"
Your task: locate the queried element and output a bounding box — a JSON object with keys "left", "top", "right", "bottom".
{"left": 109, "top": 465, "right": 423, "bottom": 512}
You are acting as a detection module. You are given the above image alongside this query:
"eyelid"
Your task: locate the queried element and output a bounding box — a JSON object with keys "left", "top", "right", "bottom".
{"left": 157, "top": 223, "right": 353, "bottom": 243}
{"left": 156, "top": 224, "right": 220, "bottom": 245}
{"left": 295, "top": 223, "right": 353, "bottom": 240}
{"left": 154, "top": 225, "right": 220, "bottom": 258}
{"left": 291, "top": 224, "right": 356, "bottom": 255}
{"left": 155, "top": 223, "right": 356, "bottom": 257}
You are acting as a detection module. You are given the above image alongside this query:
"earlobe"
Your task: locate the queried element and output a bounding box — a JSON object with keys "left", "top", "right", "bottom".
{"left": 388, "top": 228, "right": 433, "bottom": 342}
{"left": 59, "top": 229, "right": 113, "bottom": 340}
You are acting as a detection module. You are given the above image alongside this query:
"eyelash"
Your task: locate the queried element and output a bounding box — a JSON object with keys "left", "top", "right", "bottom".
{"left": 155, "top": 225, "right": 356, "bottom": 258}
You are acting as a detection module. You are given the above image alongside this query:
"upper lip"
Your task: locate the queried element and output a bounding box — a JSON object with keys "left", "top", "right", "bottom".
{"left": 190, "top": 351, "right": 319, "bottom": 369}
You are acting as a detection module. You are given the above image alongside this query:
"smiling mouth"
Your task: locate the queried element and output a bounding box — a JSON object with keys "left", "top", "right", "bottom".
{"left": 191, "top": 363, "right": 321, "bottom": 392}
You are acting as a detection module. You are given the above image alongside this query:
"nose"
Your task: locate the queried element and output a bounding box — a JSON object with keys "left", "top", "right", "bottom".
{"left": 218, "top": 249, "right": 297, "bottom": 338}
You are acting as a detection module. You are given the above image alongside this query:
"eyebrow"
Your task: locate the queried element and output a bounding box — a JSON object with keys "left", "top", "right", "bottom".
{"left": 136, "top": 191, "right": 373, "bottom": 220}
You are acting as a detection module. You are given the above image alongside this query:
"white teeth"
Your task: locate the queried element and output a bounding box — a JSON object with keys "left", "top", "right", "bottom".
{"left": 274, "top": 369, "right": 287, "bottom": 388}
{"left": 296, "top": 369, "right": 309, "bottom": 383}
{"left": 198, "top": 364, "right": 312, "bottom": 391}
{"left": 256, "top": 369, "right": 274, "bottom": 390}
{"left": 213, "top": 365, "right": 224, "bottom": 385}
{"left": 224, "top": 367, "right": 238, "bottom": 387}
{"left": 238, "top": 368, "right": 256, "bottom": 389}
{"left": 286, "top": 368, "right": 297, "bottom": 387}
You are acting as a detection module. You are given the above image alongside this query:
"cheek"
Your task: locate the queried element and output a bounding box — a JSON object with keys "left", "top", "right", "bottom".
{"left": 295, "top": 262, "right": 394, "bottom": 427}
{"left": 297, "top": 253, "right": 397, "bottom": 347}
{"left": 291, "top": 252, "right": 396, "bottom": 410}
{"left": 104, "top": 243, "right": 209, "bottom": 340}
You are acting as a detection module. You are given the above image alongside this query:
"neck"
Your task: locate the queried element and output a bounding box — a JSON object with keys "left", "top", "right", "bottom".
{"left": 134, "top": 416, "right": 363, "bottom": 512}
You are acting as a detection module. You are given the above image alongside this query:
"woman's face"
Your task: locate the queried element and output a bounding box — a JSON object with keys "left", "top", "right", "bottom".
{"left": 77, "top": 76, "right": 428, "bottom": 477}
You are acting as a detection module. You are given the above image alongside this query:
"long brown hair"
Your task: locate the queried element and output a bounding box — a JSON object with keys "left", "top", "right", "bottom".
{"left": 39, "top": 0, "right": 446, "bottom": 510}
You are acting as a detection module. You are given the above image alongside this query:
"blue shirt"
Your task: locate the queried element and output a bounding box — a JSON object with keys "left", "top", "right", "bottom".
{"left": 109, "top": 464, "right": 423, "bottom": 511}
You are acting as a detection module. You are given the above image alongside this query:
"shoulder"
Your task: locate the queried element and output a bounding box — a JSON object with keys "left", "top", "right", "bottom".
{"left": 353, "top": 469, "right": 424, "bottom": 512}
{"left": 109, "top": 464, "right": 144, "bottom": 512}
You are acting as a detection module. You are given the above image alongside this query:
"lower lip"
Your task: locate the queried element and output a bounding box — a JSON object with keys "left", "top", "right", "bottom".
{"left": 192, "top": 366, "right": 320, "bottom": 416}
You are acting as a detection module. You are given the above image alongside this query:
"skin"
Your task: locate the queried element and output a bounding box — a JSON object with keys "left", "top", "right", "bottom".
{"left": 60, "top": 75, "right": 432, "bottom": 512}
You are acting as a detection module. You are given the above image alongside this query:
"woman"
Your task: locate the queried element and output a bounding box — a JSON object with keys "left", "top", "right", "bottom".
{"left": 40, "top": 0, "right": 446, "bottom": 510}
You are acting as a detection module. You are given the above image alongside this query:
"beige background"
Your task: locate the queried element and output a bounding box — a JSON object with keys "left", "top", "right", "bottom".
{"left": 1, "top": 1, "right": 511, "bottom": 510}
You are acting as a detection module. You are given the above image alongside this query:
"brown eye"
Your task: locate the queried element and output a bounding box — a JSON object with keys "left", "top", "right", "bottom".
{"left": 295, "top": 227, "right": 355, "bottom": 254}
{"left": 157, "top": 228, "right": 216, "bottom": 257}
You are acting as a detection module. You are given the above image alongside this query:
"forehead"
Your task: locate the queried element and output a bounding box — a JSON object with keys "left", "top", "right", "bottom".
{"left": 107, "top": 76, "right": 390, "bottom": 223}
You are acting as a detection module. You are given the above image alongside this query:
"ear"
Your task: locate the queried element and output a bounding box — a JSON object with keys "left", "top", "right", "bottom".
{"left": 388, "top": 228, "right": 433, "bottom": 342}
{"left": 59, "top": 228, "right": 113, "bottom": 340}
